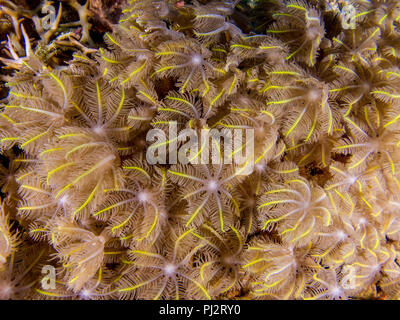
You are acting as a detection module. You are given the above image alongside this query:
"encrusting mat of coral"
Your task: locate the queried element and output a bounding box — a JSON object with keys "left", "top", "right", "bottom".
{"left": 0, "top": 0, "right": 400, "bottom": 300}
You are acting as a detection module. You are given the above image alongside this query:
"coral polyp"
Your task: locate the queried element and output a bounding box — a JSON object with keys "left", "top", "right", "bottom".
{"left": 0, "top": 0, "right": 400, "bottom": 300}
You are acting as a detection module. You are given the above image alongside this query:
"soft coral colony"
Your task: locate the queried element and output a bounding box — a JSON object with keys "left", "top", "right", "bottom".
{"left": 0, "top": 0, "right": 400, "bottom": 300}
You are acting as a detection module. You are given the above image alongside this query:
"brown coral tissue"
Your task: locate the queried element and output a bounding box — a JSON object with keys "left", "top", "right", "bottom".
{"left": 0, "top": 0, "right": 400, "bottom": 301}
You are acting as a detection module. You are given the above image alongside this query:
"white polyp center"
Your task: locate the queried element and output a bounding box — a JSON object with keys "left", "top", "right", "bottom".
{"left": 255, "top": 163, "right": 265, "bottom": 172}
{"left": 301, "top": 200, "right": 310, "bottom": 210}
{"left": 0, "top": 282, "right": 12, "bottom": 299}
{"left": 163, "top": 263, "right": 176, "bottom": 276}
{"left": 307, "top": 89, "right": 321, "bottom": 101}
{"left": 80, "top": 289, "right": 92, "bottom": 299}
{"left": 216, "top": 6, "right": 232, "bottom": 13}
{"left": 58, "top": 195, "right": 68, "bottom": 206}
{"left": 335, "top": 230, "right": 347, "bottom": 241}
{"left": 359, "top": 217, "right": 367, "bottom": 225}
{"left": 207, "top": 180, "right": 218, "bottom": 192}
{"left": 331, "top": 286, "right": 342, "bottom": 297}
{"left": 288, "top": 246, "right": 296, "bottom": 267}
{"left": 138, "top": 191, "right": 149, "bottom": 203}
{"left": 137, "top": 53, "right": 147, "bottom": 61}
{"left": 93, "top": 126, "right": 105, "bottom": 135}
{"left": 372, "top": 264, "right": 381, "bottom": 272}
{"left": 391, "top": 201, "right": 400, "bottom": 208}
{"left": 191, "top": 54, "right": 203, "bottom": 65}
{"left": 2, "top": 285, "right": 11, "bottom": 294}
{"left": 347, "top": 175, "right": 357, "bottom": 185}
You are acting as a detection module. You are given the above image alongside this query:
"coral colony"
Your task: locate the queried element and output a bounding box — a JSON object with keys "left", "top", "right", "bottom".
{"left": 0, "top": 0, "right": 400, "bottom": 300}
